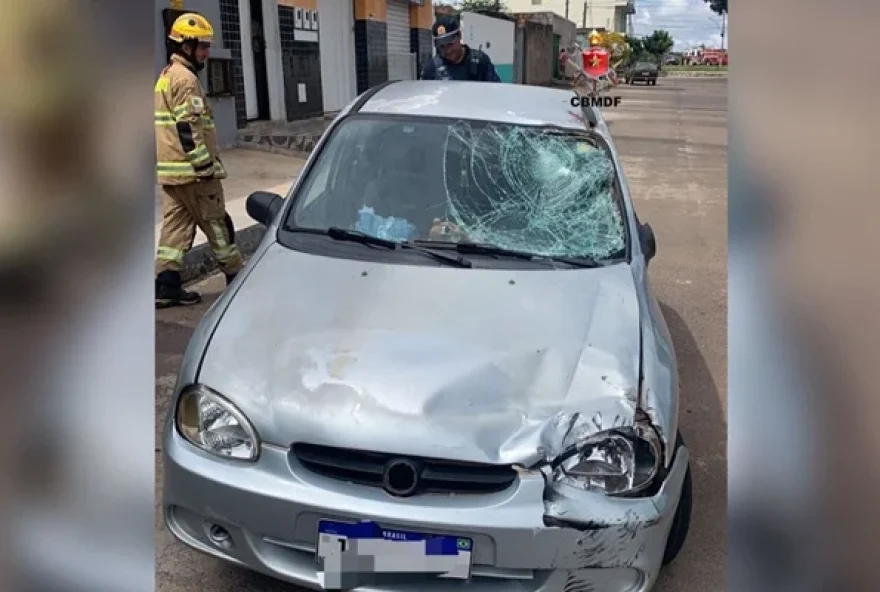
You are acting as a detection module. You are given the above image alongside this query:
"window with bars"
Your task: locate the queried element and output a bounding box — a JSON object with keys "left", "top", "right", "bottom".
{"left": 206, "top": 58, "right": 235, "bottom": 97}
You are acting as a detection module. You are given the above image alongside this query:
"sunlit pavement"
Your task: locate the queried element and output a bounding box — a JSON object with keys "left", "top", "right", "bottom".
{"left": 609, "top": 78, "right": 728, "bottom": 592}
{"left": 155, "top": 77, "right": 727, "bottom": 592}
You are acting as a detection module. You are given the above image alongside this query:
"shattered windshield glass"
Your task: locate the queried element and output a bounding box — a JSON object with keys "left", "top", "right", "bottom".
{"left": 289, "top": 116, "right": 627, "bottom": 260}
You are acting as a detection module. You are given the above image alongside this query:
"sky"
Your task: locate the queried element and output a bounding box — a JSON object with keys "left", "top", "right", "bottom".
{"left": 632, "top": 0, "right": 726, "bottom": 50}
{"left": 444, "top": 0, "right": 726, "bottom": 51}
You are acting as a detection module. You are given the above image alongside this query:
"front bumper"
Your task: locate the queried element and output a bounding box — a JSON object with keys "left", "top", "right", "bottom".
{"left": 162, "top": 423, "right": 689, "bottom": 592}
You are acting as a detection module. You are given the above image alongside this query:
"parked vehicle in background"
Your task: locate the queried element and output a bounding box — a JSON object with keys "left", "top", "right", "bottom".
{"left": 627, "top": 61, "right": 659, "bottom": 85}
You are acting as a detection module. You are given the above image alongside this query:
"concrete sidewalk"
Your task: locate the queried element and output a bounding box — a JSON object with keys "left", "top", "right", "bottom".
{"left": 154, "top": 148, "right": 307, "bottom": 283}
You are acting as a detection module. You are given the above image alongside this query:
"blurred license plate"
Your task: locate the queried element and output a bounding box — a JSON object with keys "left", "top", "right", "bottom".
{"left": 316, "top": 520, "right": 473, "bottom": 588}
{"left": 642, "top": 71, "right": 650, "bottom": 75}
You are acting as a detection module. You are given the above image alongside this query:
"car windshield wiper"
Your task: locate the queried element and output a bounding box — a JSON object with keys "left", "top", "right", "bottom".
{"left": 324, "top": 227, "right": 474, "bottom": 268}
{"left": 415, "top": 240, "right": 602, "bottom": 269}
{"left": 326, "top": 227, "right": 398, "bottom": 248}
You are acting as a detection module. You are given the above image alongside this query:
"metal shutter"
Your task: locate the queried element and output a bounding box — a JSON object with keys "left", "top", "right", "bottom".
{"left": 386, "top": 0, "right": 415, "bottom": 80}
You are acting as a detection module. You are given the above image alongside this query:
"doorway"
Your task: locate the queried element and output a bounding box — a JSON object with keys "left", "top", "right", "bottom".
{"left": 250, "top": 0, "right": 271, "bottom": 121}
{"left": 553, "top": 34, "right": 560, "bottom": 78}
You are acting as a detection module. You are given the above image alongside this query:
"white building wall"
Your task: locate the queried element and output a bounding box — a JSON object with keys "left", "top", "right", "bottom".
{"left": 458, "top": 11, "right": 515, "bottom": 81}
{"left": 261, "top": 0, "right": 286, "bottom": 121}
{"left": 505, "top": 0, "right": 632, "bottom": 32}
{"left": 318, "top": 0, "right": 358, "bottom": 112}
{"left": 238, "top": 0, "right": 258, "bottom": 120}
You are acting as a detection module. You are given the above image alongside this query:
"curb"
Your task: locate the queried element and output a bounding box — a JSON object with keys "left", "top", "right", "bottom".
{"left": 235, "top": 141, "right": 314, "bottom": 159}
{"left": 662, "top": 72, "right": 728, "bottom": 78}
{"left": 181, "top": 222, "right": 268, "bottom": 285}
{"left": 236, "top": 128, "right": 326, "bottom": 158}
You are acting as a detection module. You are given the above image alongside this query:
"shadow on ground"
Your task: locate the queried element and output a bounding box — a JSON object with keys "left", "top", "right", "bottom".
{"left": 654, "top": 301, "right": 726, "bottom": 591}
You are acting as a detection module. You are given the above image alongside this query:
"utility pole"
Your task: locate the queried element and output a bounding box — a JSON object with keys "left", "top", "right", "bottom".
{"left": 721, "top": 12, "right": 726, "bottom": 51}
{"left": 582, "top": 1, "right": 587, "bottom": 29}
{"left": 565, "top": 0, "right": 570, "bottom": 20}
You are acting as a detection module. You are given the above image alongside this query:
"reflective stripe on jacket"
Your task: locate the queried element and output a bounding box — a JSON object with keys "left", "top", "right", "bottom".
{"left": 154, "top": 54, "right": 227, "bottom": 185}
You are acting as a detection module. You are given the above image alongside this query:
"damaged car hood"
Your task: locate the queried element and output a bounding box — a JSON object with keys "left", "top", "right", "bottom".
{"left": 197, "top": 244, "right": 643, "bottom": 466}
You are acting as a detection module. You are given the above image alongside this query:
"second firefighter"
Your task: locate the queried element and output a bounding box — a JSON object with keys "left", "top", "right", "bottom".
{"left": 154, "top": 13, "right": 243, "bottom": 308}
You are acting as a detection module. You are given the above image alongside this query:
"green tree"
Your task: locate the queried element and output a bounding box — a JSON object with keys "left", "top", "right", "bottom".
{"left": 703, "top": 0, "right": 727, "bottom": 15}
{"left": 459, "top": 0, "right": 507, "bottom": 12}
{"left": 624, "top": 35, "right": 646, "bottom": 64}
{"left": 642, "top": 30, "right": 674, "bottom": 62}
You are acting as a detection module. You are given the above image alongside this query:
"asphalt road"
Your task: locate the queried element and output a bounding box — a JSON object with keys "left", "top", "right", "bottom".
{"left": 155, "top": 77, "right": 728, "bottom": 592}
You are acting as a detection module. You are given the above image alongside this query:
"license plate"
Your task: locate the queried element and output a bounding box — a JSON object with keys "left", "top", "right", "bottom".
{"left": 642, "top": 72, "right": 650, "bottom": 75}
{"left": 316, "top": 519, "right": 473, "bottom": 589}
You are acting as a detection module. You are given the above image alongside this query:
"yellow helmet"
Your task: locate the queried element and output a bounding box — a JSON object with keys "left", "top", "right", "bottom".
{"left": 169, "top": 13, "right": 214, "bottom": 44}
{"left": 588, "top": 29, "right": 603, "bottom": 46}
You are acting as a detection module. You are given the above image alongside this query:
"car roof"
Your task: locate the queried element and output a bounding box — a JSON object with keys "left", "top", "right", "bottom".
{"left": 352, "top": 80, "right": 605, "bottom": 135}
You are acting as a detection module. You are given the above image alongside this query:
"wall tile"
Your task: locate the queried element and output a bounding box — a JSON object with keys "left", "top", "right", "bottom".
{"left": 279, "top": 6, "right": 324, "bottom": 120}
{"left": 354, "top": 20, "right": 388, "bottom": 93}
{"left": 218, "top": 0, "right": 246, "bottom": 129}
{"left": 411, "top": 28, "right": 433, "bottom": 78}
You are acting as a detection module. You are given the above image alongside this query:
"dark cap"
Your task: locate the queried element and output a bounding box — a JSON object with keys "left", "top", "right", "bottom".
{"left": 432, "top": 16, "right": 460, "bottom": 47}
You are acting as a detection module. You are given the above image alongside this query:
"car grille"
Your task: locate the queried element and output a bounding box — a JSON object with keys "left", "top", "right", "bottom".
{"left": 290, "top": 443, "right": 518, "bottom": 495}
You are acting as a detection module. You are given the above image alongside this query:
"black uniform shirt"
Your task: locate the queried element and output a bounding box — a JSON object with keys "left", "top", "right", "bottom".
{"left": 420, "top": 45, "right": 502, "bottom": 82}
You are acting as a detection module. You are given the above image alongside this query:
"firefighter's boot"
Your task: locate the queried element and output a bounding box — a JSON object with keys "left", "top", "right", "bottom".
{"left": 156, "top": 270, "right": 201, "bottom": 308}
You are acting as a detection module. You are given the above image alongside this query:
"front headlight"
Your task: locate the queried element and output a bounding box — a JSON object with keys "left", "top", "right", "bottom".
{"left": 175, "top": 385, "right": 260, "bottom": 461}
{"left": 552, "top": 425, "right": 662, "bottom": 496}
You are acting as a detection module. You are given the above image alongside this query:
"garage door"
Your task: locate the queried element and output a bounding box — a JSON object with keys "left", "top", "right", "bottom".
{"left": 386, "top": 0, "right": 415, "bottom": 81}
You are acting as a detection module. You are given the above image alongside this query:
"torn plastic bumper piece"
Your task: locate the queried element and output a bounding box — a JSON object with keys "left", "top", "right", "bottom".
{"left": 537, "top": 445, "right": 689, "bottom": 589}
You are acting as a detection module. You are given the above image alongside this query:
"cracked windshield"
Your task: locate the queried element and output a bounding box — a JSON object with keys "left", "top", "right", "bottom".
{"left": 290, "top": 117, "right": 627, "bottom": 260}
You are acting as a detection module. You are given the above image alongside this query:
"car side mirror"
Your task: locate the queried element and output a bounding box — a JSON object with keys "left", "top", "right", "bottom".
{"left": 246, "top": 191, "right": 284, "bottom": 226}
{"left": 639, "top": 222, "right": 657, "bottom": 262}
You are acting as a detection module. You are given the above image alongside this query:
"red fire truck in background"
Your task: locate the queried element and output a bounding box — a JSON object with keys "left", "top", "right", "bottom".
{"left": 701, "top": 49, "right": 728, "bottom": 66}
{"left": 683, "top": 48, "right": 728, "bottom": 66}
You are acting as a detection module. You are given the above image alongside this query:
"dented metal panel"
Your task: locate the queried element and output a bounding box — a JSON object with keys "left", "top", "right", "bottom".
{"left": 196, "top": 244, "right": 643, "bottom": 466}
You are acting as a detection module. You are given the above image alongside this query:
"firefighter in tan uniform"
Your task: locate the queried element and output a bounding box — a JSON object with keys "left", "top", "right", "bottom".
{"left": 154, "top": 13, "right": 243, "bottom": 308}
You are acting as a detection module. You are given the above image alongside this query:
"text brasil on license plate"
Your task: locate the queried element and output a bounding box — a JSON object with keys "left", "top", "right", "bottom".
{"left": 316, "top": 519, "right": 473, "bottom": 589}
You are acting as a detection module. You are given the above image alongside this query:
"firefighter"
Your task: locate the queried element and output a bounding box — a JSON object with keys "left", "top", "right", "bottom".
{"left": 420, "top": 16, "right": 501, "bottom": 82}
{"left": 154, "top": 13, "right": 243, "bottom": 308}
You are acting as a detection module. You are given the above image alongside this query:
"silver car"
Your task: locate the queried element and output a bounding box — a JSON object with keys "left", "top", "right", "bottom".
{"left": 162, "top": 80, "right": 693, "bottom": 591}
